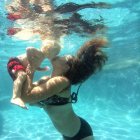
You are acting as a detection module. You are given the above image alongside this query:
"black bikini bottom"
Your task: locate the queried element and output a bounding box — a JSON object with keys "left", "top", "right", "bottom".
{"left": 63, "top": 117, "right": 93, "bottom": 140}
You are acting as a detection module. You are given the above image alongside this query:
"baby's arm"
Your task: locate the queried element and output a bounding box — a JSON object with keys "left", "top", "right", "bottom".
{"left": 26, "top": 47, "right": 45, "bottom": 69}
{"left": 26, "top": 47, "right": 49, "bottom": 90}
{"left": 26, "top": 47, "right": 43, "bottom": 80}
{"left": 36, "top": 66, "right": 50, "bottom": 71}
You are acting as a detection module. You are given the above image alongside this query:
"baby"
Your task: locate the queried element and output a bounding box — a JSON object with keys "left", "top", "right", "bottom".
{"left": 7, "top": 41, "right": 61, "bottom": 109}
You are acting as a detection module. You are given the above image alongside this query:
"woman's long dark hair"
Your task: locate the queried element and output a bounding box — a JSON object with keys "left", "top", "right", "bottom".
{"left": 64, "top": 38, "right": 108, "bottom": 85}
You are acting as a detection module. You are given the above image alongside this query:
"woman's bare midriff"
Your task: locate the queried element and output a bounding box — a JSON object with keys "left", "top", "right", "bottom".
{"left": 43, "top": 89, "right": 81, "bottom": 137}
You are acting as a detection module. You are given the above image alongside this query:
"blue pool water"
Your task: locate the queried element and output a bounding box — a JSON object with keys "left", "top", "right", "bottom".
{"left": 0, "top": 0, "right": 140, "bottom": 140}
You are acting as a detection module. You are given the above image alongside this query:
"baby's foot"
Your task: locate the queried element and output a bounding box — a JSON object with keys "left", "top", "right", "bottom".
{"left": 11, "top": 98, "right": 28, "bottom": 109}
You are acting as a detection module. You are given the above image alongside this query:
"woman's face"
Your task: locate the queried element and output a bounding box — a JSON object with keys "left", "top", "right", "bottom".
{"left": 51, "top": 56, "right": 71, "bottom": 74}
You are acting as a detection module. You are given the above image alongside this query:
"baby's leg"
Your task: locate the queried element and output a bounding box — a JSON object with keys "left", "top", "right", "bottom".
{"left": 11, "top": 71, "right": 28, "bottom": 109}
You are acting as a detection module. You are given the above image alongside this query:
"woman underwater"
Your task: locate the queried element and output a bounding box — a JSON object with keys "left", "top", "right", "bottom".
{"left": 21, "top": 37, "right": 108, "bottom": 140}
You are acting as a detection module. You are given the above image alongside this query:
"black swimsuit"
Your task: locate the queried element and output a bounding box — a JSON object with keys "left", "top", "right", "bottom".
{"left": 63, "top": 117, "right": 93, "bottom": 140}
{"left": 38, "top": 84, "right": 81, "bottom": 106}
{"left": 37, "top": 85, "right": 93, "bottom": 140}
{"left": 38, "top": 92, "right": 78, "bottom": 106}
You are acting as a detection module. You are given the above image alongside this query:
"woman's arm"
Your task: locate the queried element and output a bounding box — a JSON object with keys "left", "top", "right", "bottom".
{"left": 32, "top": 76, "right": 50, "bottom": 86}
{"left": 22, "top": 76, "right": 70, "bottom": 104}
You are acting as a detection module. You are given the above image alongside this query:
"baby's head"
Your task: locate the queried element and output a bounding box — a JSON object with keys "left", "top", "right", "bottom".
{"left": 41, "top": 40, "right": 61, "bottom": 60}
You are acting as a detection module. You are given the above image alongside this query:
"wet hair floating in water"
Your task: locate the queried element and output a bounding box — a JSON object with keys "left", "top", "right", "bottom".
{"left": 64, "top": 38, "right": 108, "bottom": 85}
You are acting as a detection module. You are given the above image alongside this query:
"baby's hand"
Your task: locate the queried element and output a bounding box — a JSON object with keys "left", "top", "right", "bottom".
{"left": 44, "top": 66, "right": 50, "bottom": 71}
{"left": 36, "top": 66, "right": 50, "bottom": 71}
{"left": 26, "top": 64, "right": 35, "bottom": 75}
{"left": 26, "top": 64, "right": 31, "bottom": 74}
